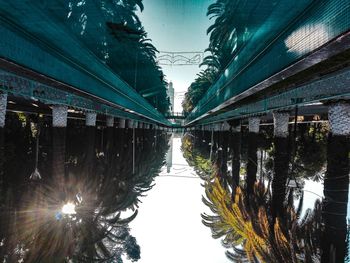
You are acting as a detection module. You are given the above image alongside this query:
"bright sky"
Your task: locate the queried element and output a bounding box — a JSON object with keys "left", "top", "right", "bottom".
{"left": 127, "top": 137, "right": 229, "bottom": 263}
{"left": 137, "top": 0, "right": 214, "bottom": 112}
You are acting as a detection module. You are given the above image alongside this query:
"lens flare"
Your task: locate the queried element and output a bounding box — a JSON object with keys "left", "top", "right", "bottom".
{"left": 61, "top": 202, "right": 76, "bottom": 215}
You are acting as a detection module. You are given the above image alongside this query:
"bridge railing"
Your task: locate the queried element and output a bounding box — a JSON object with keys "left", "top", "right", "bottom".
{"left": 165, "top": 112, "right": 186, "bottom": 119}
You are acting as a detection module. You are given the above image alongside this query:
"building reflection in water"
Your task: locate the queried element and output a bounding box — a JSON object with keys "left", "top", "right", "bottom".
{"left": 182, "top": 118, "right": 349, "bottom": 263}
{"left": 0, "top": 112, "right": 169, "bottom": 262}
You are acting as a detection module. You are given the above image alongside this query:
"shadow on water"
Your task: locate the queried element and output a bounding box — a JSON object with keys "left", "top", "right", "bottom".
{"left": 0, "top": 112, "right": 169, "bottom": 262}
{"left": 182, "top": 122, "right": 350, "bottom": 263}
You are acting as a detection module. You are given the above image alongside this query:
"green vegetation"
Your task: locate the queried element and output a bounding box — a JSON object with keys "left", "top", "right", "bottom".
{"left": 68, "top": 0, "right": 170, "bottom": 114}
{"left": 182, "top": 130, "right": 326, "bottom": 262}
{"left": 0, "top": 113, "right": 170, "bottom": 262}
{"left": 182, "top": 0, "right": 238, "bottom": 115}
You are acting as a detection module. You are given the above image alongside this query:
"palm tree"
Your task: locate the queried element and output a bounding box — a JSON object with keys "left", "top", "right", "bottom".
{"left": 0, "top": 115, "right": 169, "bottom": 262}
{"left": 321, "top": 131, "right": 349, "bottom": 263}
{"left": 182, "top": 68, "right": 218, "bottom": 115}
{"left": 67, "top": 0, "right": 170, "bottom": 114}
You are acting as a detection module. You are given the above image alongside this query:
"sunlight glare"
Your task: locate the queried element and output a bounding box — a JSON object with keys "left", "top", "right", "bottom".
{"left": 61, "top": 202, "right": 76, "bottom": 215}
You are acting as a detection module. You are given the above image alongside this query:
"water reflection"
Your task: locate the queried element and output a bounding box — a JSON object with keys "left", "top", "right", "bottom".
{"left": 182, "top": 122, "right": 349, "bottom": 262}
{"left": 0, "top": 112, "right": 168, "bottom": 262}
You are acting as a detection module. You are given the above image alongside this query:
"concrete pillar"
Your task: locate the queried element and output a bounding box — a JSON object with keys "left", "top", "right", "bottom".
{"left": 222, "top": 121, "right": 230, "bottom": 131}
{"left": 273, "top": 111, "right": 289, "bottom": 137}
{"left": 106, "top": 116, "right": 114, "bottom": 127}
{"left": 119, "top": 118, "right": 126, "bottom": 128}
{"left": 127, "top": 119, "right": 133, "bottom": 129}
{"left": 86, "top": 112, "right": 97, "bottom": 126}
{"left": 230, "top": 121, "right": 241, "bottom": 133}
{"left": 133, "top": 121, "right": 138, "bottom": 129}
{"left": 105, "top": 116, "right": 115, "bottom": 162}
{"left": 321, "top": 101, "right": 350, "bottom": 262}
{"left": 328, "top": 102, "right": 350, "bottom": 135}
{"left": 246, "top": 116, "right": 260, "bottom": 196}
{"left": 51, "top": 105, "right": 68, "bottom": 189}
{"left": 271, "top": 111, "right": 290, "bottom": 220}
{"left": 0, "top": 93, "right": 6, "bottom": 189}
{"left": 52, "top": 105, "right": 68, "bottom": 128}
{"left": 83, "top": 112, "right": 97, "bottom": 183}
{"left": 0, "top": 93, "right": 7, "bottom": 128}
{"left": 228, "top": 120, "right": 241, "bottom": 197}
{"left": 248, "top": 116, "right": 260, "bottom": 133}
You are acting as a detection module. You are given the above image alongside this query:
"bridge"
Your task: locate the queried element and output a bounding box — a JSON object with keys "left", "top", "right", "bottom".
{"left": 0, "top": 2, "right": 349, "bottom": 261}
{"left": 164, "top": 112, "right": 186, "bottom": 120}
{"left": 0, "top": 0, "right": 172, "bottom": 128}
{"left": 184, "top": 0, "right": 350, "bottom": 127}
{"left": 0, "top": 1, "right": 349, "bottom": 130}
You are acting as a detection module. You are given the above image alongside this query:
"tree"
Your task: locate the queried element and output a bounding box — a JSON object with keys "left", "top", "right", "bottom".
{"left": 67, "top": 0, "right": 170, "bottom": 114}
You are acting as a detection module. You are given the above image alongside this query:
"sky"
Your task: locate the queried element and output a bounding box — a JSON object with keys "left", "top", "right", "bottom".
{"left": 137, "top": 0, "right": 214, "bottom": 112}
{"left": 126, "top": 137, "right": 229, "bottom": 263}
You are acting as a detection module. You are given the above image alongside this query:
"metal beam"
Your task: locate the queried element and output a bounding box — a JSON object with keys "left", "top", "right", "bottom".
{"left": 0, "top": 70, "right": 165, "bottom": 126}
{"left": 193, "top": 66, "right": 350, "bottom": 125}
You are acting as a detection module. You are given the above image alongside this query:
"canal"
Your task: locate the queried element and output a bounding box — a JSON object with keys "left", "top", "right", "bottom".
{"left": 0, "top": 112, "right": 349, "bottom": 262}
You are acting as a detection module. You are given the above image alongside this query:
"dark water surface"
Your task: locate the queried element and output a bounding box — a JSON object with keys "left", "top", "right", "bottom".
{"left": 0, "top": 112, "right": 169, "bottom": 262}
{"left": 0, "top": 113, "right": 349, "bottom": 262}
{"left": 183, "top": 123, "right": 350, "bottom": 263}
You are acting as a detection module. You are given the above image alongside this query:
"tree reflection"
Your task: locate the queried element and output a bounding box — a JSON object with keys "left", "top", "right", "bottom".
{"left": 182, "top": 123, "right": 347, "bottom": 262}
{"left": 0, "top": 113, "right": 168, "bottom": 262}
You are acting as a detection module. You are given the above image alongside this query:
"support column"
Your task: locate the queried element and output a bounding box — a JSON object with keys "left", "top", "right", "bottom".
{"left": 106, "top": 116, "right": 114, "bottom": 128}
{"left": 228, "top": 120, "right": 241, "bottom": 199}
{"left": 0, "top": 93, "right": 7, "bottom": 129}
{"left": 52, "top": 105, "right": 68, "bottom": 192}
{"left": 127, "top": 119, "right": 133, "bottom": 129}
{"left": 84, "top": 112, "right": 97, "bottom": 180}
{"left": 246, "top": 117, "right": 260, "bottom": 196}
{"left": 133, "top": 121, "right": 138, "bottom": 129}
{"left": 209, "top": 125, "right": 214, "bottom": 160}
{"left": 132, "top": 124, "right": 136, "bottom": 174}
{"left": 321, "top": 101, "right": 350, "bottom": 263}
{"left": 119, "top": 118, "right": 126, "bottom": 129}
{"left": 0, "top": 93, "right": 7, "bottom": 263}
{"left": 86, "top": 112, "right": 97, "bottom": 127}
{"left": 0, "top": 93, "right": 7, "bottom": 191}
{"left": 248, "top": 117, "right": 260, "bottom": 134}
{"left": 219, "top": 122, "right": 230, "bottom": 186}
{"left": 271, "top": 111, "right": 290, "bottom": 220}
{"left": 273, "top": 112, "right": 289, "bottom": 138}
{"left": 105, "top": 116, "right": 114, "bottom": 162}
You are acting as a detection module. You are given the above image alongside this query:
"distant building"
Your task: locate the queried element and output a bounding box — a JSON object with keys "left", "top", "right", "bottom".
{"left": 167, "top": 81, "right": 175, "bottom": 113}
{"left": 166, "top": 134, "right": 173, "bottom": 173}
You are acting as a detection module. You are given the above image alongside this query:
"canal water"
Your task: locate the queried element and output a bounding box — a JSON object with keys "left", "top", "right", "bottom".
{"left": 0, "top": 112, "right": 349, "bottom": 262}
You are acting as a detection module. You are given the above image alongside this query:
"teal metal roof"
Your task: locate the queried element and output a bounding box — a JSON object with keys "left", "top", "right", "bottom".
{"left": 0, "top": 0, "right": 171, "bottom": 125}
{"left": 186, "top": 0, "right": 350, "bottom": 124}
